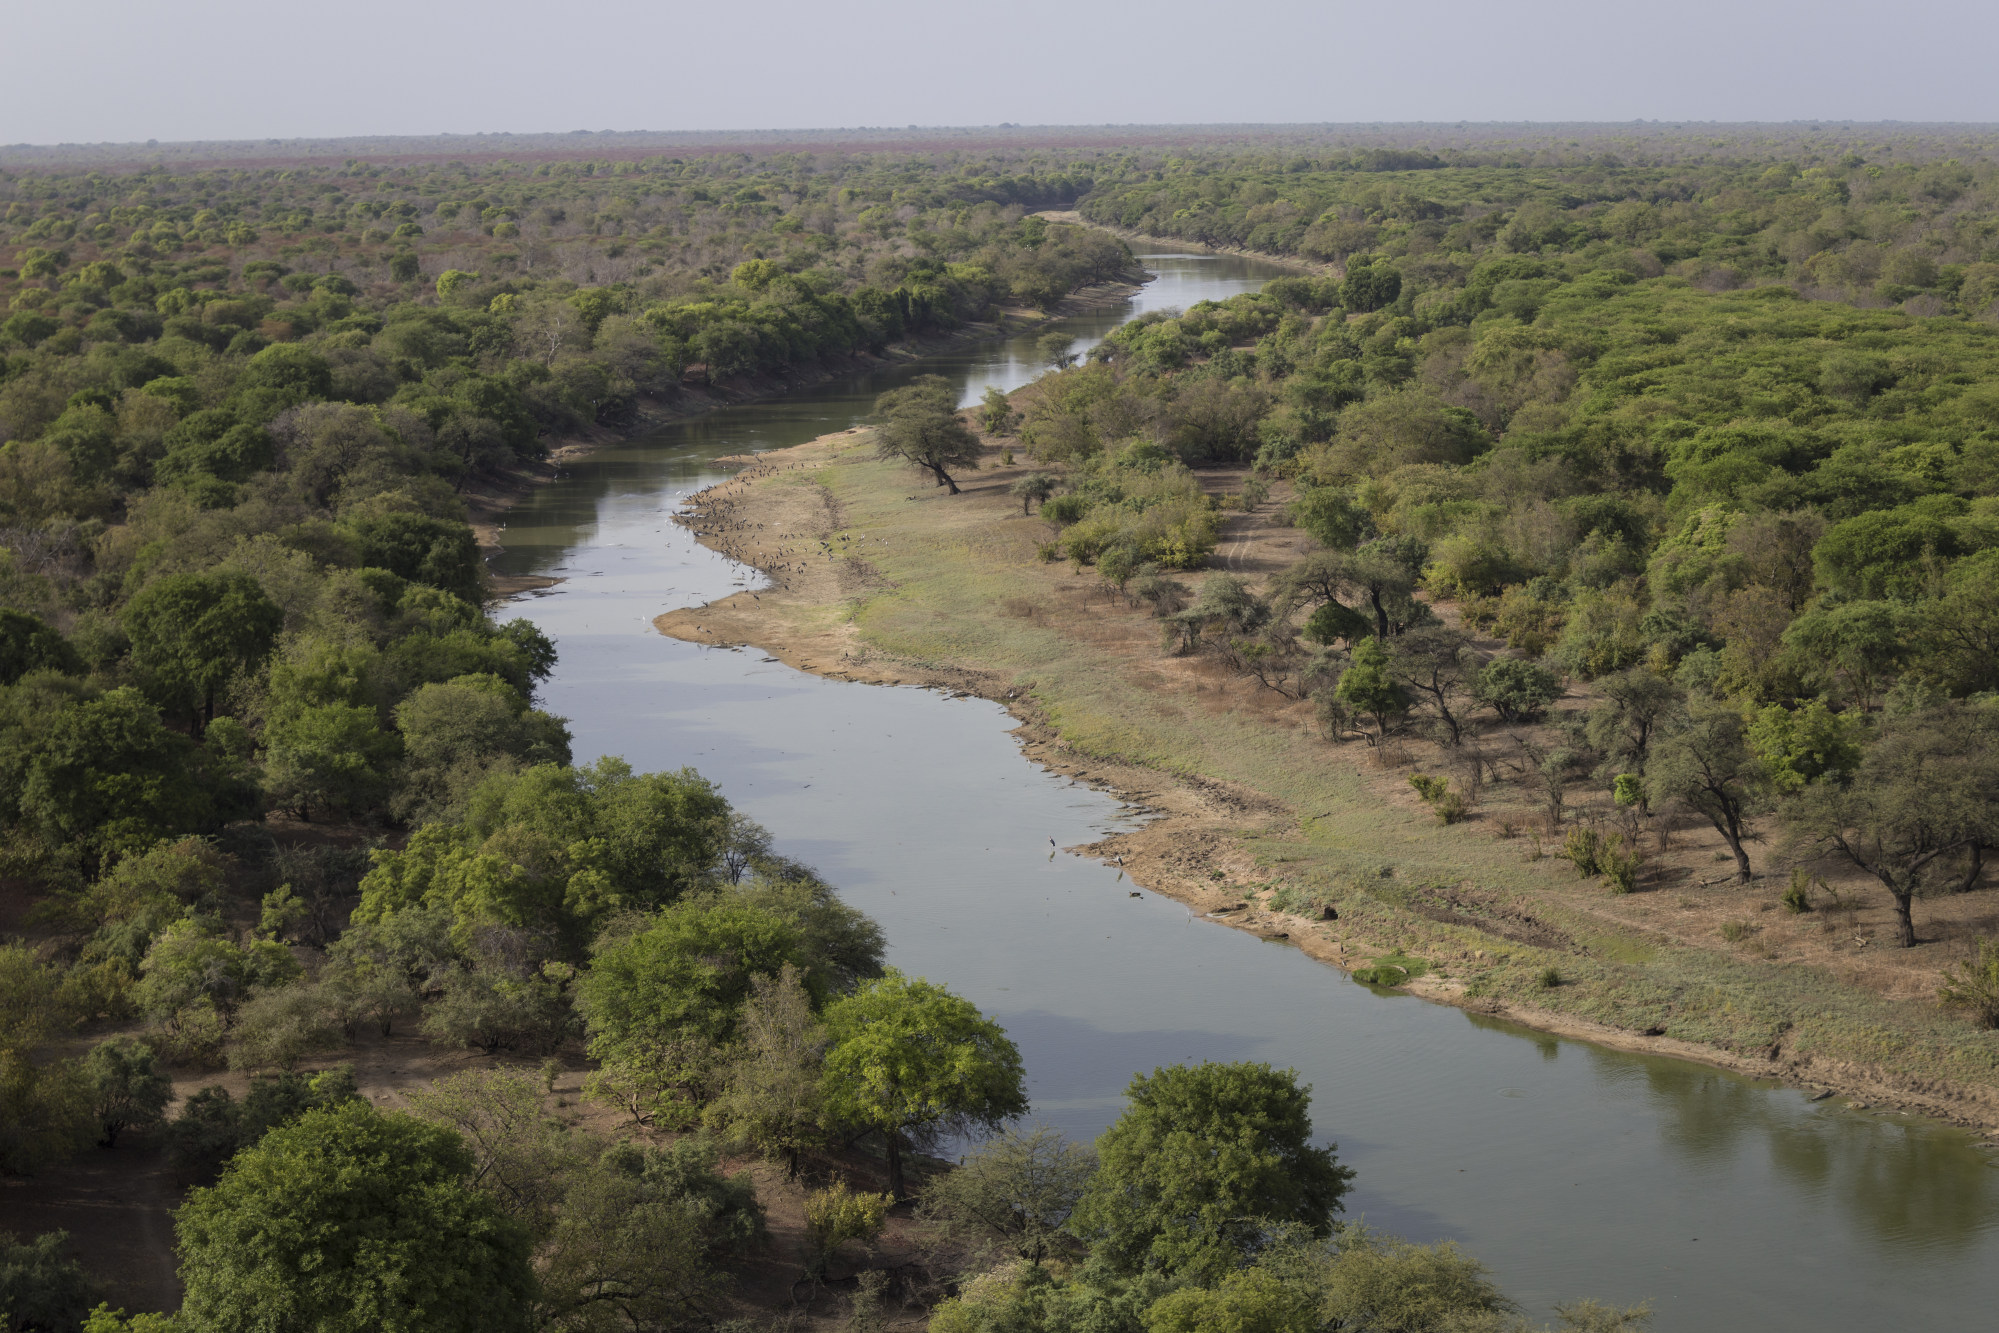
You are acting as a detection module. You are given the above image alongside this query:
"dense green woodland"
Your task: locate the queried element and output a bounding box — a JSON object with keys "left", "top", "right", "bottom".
{"left": 2, "top": 128, "right": 1996, "bottom": 1332}
{"left": 995, "top": 142, "right": 1999, "bottom": 957}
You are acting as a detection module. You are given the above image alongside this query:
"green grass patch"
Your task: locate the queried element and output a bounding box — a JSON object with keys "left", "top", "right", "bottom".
{"left": 1352, "top": 952, "right": 1430, "bottom": 987}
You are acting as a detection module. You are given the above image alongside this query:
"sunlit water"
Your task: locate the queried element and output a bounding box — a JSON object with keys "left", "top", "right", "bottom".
{"left": 489, "top": 251, "right": 1999, "bottom": 1329}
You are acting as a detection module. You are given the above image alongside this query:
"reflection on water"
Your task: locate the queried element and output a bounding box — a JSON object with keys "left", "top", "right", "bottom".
{"left": 1606, "top": 1048, "right": 1995, "bottom": 1255}
{"left": 490, "top": 249, "right": 1999, "bottom": 1330}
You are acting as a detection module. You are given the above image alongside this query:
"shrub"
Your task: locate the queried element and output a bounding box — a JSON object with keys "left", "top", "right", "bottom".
{"left": 1719, "top": 921, "right": 1759, "bottom": 945}
{"left": 1939, "top": 938, "right": 1999, "bottom": 1028}
{"left": 1560, "top": 827, "right": 1604, "bottom": 878}
{"left": 803, "top": 1180, "right": 892, "bottom": 1274}
{"left": 226, "top": 984, "right": 344, "bottom": 1072}
{"left": 1408, "top": 774, "right": 1448, "bottom": 803}
{"left": 1600, "top": 834, "right": 1642, "bottom": 895}
{"left": 1408, "top": 774, "right": 1468, "bottom": 824}
{"left": 1040, "top": 494, "right": 1089, "bottom": 525}
{"left": 1781, "top": 868, "right": 1819, "bottom": 914}
{"left": 1536, "top": 967, "right": 1562, "bottom": 989}
{"left": 1474, "top": 658, "right": 1563, "bottom": 723}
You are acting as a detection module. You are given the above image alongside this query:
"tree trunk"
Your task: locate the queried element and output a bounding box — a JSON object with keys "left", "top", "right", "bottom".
{"left": 1705, "top": 797, "right": 1752, "bottom": 882}
{"left": 929, "top": 463, "right": 960, "bottom": 494}
{"left": 1890, "top": 887, "right": 1917, "bottom": 947}
{"left": 1728, "top": 835, "right": 1752, "bottom": 883}
{"left": 1368, "top": 588, "right": 1388, "bottom": 640}
{"left": 1950, "top": 844, "right": 1986, "bottom": 894}
{"left": 885, "top": 1132, "right": 906, "bottom": 1200}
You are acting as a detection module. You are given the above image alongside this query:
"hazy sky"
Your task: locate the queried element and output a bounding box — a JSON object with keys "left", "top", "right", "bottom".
{"left": 7, "top": 0, "right": 1997, "bottom": 144}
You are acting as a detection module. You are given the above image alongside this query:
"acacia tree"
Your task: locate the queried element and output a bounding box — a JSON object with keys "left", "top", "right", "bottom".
{"left": 872, "top": 376, "right": 982, "bottom": 494}
{"left": 82, "top": 1037, "right": 172, "bottom": 1147}
{"left": 1389, "top": 627, "right": 1484, "bottom": 745}
{"left": 1583, "top": 669, "right": 1685, "bottom": 773}
{"left": 1648, "top": 701, "right": 1769, "bottom": 882}
{"left": 1786, "top": 704, "right": 1999, "bottom": 947}
{"left": 1009, "top": 473, "right": 1057, "bottom": 515}
{"left": 922, "top": 1124, "right": 1096, "bottom": 1265}
{"left": 820, "top": 969, "right": 1027, "bottom": 1199}
{"left": 705, "top": 963, "right": 830, "bottom": 1180}
{"left": 1068, "top": 1061, "right": 1353, "bottom": 1285}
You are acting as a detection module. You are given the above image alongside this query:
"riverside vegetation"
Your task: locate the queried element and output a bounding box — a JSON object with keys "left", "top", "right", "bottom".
{"left": 662, "top": 127, "right": 1999, "bottom": 1128}
{"left": 6, "top": 124, "right": 1999, "bottom": 1330}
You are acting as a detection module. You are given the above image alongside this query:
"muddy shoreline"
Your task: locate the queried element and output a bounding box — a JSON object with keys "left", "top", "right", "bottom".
{"left": 646, "top": 430, "right": 1999, "bottom": 1136}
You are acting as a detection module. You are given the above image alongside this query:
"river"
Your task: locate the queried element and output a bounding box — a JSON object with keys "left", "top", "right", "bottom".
{"left": 489, "top": 250, "right": 1999, "bottom": 1329}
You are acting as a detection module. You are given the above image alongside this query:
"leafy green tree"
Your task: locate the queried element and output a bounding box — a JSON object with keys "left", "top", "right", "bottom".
{"left": 924, "top": 1125, "right": 1096, "bottom": 1265}
{"left": 0, "top": 1231, "right": 100, "bottom": 1333}
{"left": 263, "top": 701, "right": 401, "bottom": 820}
{"left": 578, "top": 901, "right": 806, "bottom": 1124}
{"left": 136, "top": 916, "right": 300, "bottom": 1038}
{"left": 124, "top": 572, "right": 282, "bottom": 734}
{"left": 1333, "top": 638, "right": 1408, "bottom": 743}
{"left": 1069, "top": 1062, "right": 1353, "bottom": 1284}
{"left": 1647, "top": 701, "right": 1770, "bottom": 883}
{"left": 391, "top": 674, "right": 569, "bottom": 821}
{"left": 0, "top": 946, "right": 92, "bottom": 1175}
{"left": 1315, "top": 1229, "right": 1517, "bottom": 1333}
{"left": 1786, "top": 703, "right": 1999, "bottom": 947}
{"left": 979, "top": 386, "right": 1020, "bottom": 437}
{"left": 821, "top": 969, "right": 1028, "bottom": 1199}
{"left": 16, "top": 689, "right": 225, "bottom": 868}
{"left": 1288, "top": 487, "right": 1374, "bottom": 551}
{"left": 343, "top": 513, "right": 483, "bottom": 604}
{"left": 166, "top": 1068, "right": 361, "bottom": 1183}
{"left": 872, "top": 376, "right": 982, "bottom": 494}
{"left": 1474, "top": 658, "right": 1563, "bottom": 723}
{"left": 226, "top": 985, "right": 344, "bottom": 1072}
{"left": 175, "top": 1102, "right": 535, "bottom": 1333}
{"left": 1746, "top": 700, "right": 1861, "bottom": 793}
{"left": 1917, "top": 548, "right": 1999, "bottom": 694}
{"left": 0, "top": 611, "right": 80, "bottom": 686}
{"left": 1141, "top": 1263, "right": 1319, "bottom": 1333}
{"left": 1582, "top": 670, "right": 1684, "bottom": 773}
{"left": 1780, "top": 599, "right": 1908, "bottom": 709}
{"left": 1338, "top": 256, "right": 1401, "bottom": 313}
{"left": 419, "top": 964, "right": 573, "bottom": 1058}
{"left": 81, "top": 1037, "right": 171, "bottom": 1146}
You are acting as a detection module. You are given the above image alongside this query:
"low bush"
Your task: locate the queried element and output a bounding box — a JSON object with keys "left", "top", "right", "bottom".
{"left": 1939, "top": 938, "right": 1999, "bottom": 1028}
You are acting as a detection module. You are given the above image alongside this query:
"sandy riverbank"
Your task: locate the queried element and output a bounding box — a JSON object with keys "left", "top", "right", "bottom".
{"left": 648, "top": 425, "right": 1999, "bottom": 1135}
{"left": 461, "top": 280, "right": 1145, "bottom": 594}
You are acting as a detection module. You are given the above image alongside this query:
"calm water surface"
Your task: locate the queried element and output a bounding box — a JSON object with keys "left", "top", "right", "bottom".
{"left": 491, "top": 250, "right": 1999, "bottom": 1329}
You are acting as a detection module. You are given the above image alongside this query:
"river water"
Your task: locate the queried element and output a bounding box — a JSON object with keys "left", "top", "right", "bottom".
{"left": 490, "top": 251, "right": 1999, "bottom": 1328}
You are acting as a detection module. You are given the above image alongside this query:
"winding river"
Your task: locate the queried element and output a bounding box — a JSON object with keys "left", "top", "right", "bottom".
{"left": 490, "top": 251, "right": 1999, "bottom": 1329}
